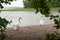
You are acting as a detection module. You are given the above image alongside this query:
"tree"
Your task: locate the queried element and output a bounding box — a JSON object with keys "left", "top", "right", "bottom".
{"left": 0, "top": 0, "right": 15, "bottom": 9}
{"left": 23, "top": 0, "right": 60, "bottom": 8}
{"left": 48, "top": 0, "right": 60, "bottom": 7}
{"left": 23, "top": 0, "right": 33, "bottom": 8}
{"left": 0, "top": 0, "right": 15, "bottom": 40}
{"left": 31, "top": 0, "right": 60, "bottom": 40}
{"left": 32, "top": 0, "right": 50, "bottom": 17}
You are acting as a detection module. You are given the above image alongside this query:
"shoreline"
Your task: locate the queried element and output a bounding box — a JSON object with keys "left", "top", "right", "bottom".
{"left": 6, "top": 23, "right": 54, "bottom": 28}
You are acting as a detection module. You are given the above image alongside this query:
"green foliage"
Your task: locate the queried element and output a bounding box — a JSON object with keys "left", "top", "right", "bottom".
{"left": 0, "top": 0, "right": 15, "bottom": 9}
{"left": 23, "top": 0, "right": 60, "bottom": 8}
{"left": 31, "top": 0, "right": 60, "bottom": 40}
{"left": 31, "top": 0, "right": 50, "bottom": 17}
{"left": 0, "top": 17, "right": 10, "bottom": 29}
{"left": 58, "top": 9, "right": 60, "bottom": 12}
{"left": 23, "top": 0, "right": 33, "bottom": 8}
{"left": 0, "top": 17, "right": 10, "bottom": 40}
{"left": 31, "top": 0, "right": 60, "bottom": 29}
{"left": 50, "top": 15, "right": 60, "bottom": 29}
{"left": 48, "top": 0, "right": 60, "bottom": 7}
{"left": 46, "top": 32, "right": 60, "bottom": 40}
{"left": 0, "top": 0, "right": 14, "bottom": 40}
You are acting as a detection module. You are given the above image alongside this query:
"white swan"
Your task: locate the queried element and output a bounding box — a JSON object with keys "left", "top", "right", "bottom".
{"left": 13, "top": 17, "right": 22, "bottom": 30}
{"left": 39, "top": 20, "right": 44, "bottom": 25}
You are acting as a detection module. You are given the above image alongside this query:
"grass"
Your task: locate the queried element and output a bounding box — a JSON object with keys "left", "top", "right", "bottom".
{"left": 50, "top": 7, "right": 60, "bottom": 12}
{"left": 1, "top": 8, "right": 36, "bottom": 12}
{"left": 0, "top": 7, "right": 60, "bottom": 12}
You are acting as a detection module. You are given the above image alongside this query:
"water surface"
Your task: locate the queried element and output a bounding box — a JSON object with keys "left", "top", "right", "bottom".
{"left": 0, "top": 11, "right": 57, "bottom": 27}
